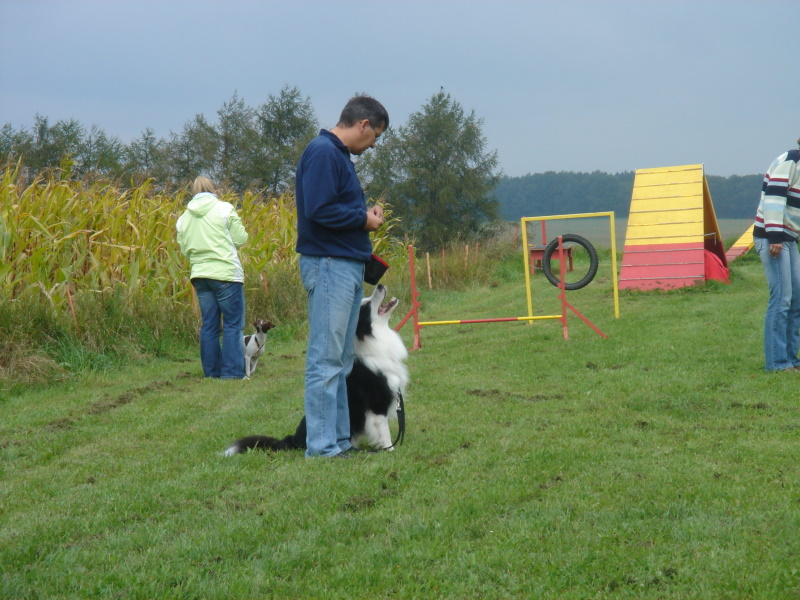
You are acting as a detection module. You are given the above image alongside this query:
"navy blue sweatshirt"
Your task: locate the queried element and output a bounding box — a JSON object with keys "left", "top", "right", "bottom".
{"left": 295, "top": 130, "right": 371, "bottom": 262}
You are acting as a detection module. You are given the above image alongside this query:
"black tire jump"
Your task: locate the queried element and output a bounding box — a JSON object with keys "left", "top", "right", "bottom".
{"left": 542, "top": 234, "right": 599, "bottom": 290}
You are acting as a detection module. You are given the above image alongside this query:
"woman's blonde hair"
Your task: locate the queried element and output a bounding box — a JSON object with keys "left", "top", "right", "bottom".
{"left": 192, "top": 176, "right": 217, "bottom": 195}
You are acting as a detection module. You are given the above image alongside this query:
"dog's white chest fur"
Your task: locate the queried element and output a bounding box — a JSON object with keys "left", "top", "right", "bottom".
{"left": 356, "top": 326, "right": 409, "bottom": 397}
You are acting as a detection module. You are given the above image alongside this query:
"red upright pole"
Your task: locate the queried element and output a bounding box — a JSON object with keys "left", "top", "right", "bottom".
{"left": 394, "top": 244, "right": 423, "bottom": 350}
{"left": 409, "top": 245, "right": 422, "bottom": 349}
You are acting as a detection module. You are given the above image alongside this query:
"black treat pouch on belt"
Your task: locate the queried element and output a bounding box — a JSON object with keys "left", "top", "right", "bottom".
{"left": 364, "top": 254, "right": 389, "bottom": 285}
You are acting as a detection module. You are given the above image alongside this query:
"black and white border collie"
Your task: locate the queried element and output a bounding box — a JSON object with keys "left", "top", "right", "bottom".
{"left": 224, "top": 284, "right": 408, "bottom": 455}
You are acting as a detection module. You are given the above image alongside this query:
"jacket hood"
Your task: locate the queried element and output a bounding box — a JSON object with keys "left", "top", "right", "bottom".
{"left": 186, "top": 192, "right": 219, "bottom": 218}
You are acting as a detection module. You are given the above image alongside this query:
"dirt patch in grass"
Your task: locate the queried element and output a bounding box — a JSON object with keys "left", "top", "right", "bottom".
{"left": 43, "top": 374, "right": 192, "bottom": 430}
{"left": 467, "top": 388, "right": 564, "bottom": 402}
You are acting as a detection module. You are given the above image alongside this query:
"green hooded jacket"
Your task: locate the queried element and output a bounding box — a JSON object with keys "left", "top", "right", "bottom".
{"left": 176, "top": 193, "right": 248, "bottom": 282}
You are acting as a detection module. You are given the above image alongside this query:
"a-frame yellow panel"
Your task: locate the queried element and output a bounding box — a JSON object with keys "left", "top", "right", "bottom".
{"left": 625, "top": 164, "right": 707, "bottom": 246}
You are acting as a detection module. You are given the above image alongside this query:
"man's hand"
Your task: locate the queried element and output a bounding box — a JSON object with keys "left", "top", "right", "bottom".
{"left": 364, "top": 206, "right": 384, "bottom": 232}
{"left": 770, "top": 243, "right": 782, "bottom": 258}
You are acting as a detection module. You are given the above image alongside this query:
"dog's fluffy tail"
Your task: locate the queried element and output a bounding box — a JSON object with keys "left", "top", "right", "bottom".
{"left": 223, "top": 434, "right": 301, "bottom": 456}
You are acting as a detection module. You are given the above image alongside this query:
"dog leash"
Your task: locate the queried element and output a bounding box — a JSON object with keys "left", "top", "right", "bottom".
{"left": 391, "top": 392, "right": 405, "bottom": 448}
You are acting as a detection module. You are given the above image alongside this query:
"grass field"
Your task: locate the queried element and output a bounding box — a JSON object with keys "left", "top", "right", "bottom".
{"left": 2, "top": 250, "right": 800, "bottom": 599}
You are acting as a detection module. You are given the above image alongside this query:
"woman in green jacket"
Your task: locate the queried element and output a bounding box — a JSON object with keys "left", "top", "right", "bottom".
{"left": 176, "top": 177, "right": 248, "bottom": 379}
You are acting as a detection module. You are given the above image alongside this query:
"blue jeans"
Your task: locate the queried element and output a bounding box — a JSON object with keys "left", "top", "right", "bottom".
{"left": 192, "top": 279, "right": 246, "bottom": 379}
{"left": 300, "top": 256, "right": 364, "bottom": 457}
{"left": 755, "top": 238, "right": 800, "bottom": 372}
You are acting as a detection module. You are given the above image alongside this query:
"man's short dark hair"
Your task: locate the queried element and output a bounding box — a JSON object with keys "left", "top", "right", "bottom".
{"left": 338, "top": 95, "right": 389, "bottom": 130}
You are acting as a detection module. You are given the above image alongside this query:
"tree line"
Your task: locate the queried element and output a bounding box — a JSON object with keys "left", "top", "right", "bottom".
{"left": 3, "top": 85, "right": 763, "bottom": 250}
{"left": 2, "top": 88, "right": 500, "bottom": 249}
{"left": 493, "top": 171, "right": 763, "bottom": 220}
{"left": 1, "top": 85, "right": 319, "bottom": 195}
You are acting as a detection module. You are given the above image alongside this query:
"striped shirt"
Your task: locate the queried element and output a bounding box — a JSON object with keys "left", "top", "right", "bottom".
{"left": 754, "top": 149, "right": 800, "bottom": 243}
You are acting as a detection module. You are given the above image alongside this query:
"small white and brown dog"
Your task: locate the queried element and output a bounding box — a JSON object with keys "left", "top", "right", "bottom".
{"left": 243, "top": 319, "right": 275, "bottom": 378}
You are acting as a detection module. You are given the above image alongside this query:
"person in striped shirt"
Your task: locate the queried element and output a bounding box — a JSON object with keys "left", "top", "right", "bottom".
{"left": 754, "top": 139, "right": 800, "bottom": 372}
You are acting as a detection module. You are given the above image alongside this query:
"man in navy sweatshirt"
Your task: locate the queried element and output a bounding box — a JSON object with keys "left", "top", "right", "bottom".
{"left": 295, "top": 95, "right": 389, "bottom": 458}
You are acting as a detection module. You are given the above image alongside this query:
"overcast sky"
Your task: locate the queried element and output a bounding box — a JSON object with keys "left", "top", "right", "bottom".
{"left": 1, "top": 0, "right": 798, "bottom": 177}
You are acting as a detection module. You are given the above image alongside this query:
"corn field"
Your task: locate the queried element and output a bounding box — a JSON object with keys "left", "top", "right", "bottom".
{"left": 0, "top": 163, "right": 404, "bottom": 308}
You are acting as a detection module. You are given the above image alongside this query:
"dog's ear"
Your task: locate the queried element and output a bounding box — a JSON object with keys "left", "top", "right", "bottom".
{"left": 355, "top": 302, "right": 372, "bottom": 341}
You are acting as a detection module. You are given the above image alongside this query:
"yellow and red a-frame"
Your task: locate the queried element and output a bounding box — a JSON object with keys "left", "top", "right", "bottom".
{"left": 619, "top": 164, "right": 730, "bottom": 291}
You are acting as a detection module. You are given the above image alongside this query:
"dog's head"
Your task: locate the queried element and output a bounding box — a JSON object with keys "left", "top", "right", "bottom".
{"left": 356, "top": 284, "right": 399, "bottom": 341}
{"left": 254, "top": 319, "right": 275, "bottom": 333}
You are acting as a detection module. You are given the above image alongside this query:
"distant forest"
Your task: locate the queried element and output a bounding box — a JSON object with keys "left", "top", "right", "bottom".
{"left": 493, "top": 171, "right": 763, "bottom": 221}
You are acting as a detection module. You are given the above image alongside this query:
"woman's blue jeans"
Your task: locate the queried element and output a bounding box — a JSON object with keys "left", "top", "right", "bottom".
{"left": 300, "top": 256, "right": 364, "bottom": 457}
{"left": 192, "top": 279, "right": 246, "bottom": 379}
{"left": 755, "top": 237, "right": 800, "bottom": 372}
